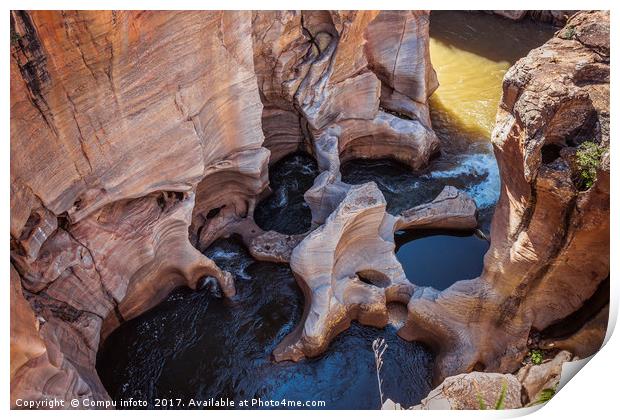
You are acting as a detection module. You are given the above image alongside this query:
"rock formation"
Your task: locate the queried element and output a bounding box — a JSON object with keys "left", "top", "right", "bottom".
{"left": 10, "top": 9, "right": 609, "bottom": 409}
{"left": 10, "top": 10, "right": 447, "bottom": 406}
{"left": 274, "top": 184, "right": 477, "bottom": 361}
{"left": 10, "top": 10, "right": 266, "bottom": 404}
{"left": 540, "top": 304, "right": 609, "bottom": 359}
{"left": 517, "top": 350, "right": 572, "bottom": 403}
{"left": 412, "top": 372, "right": 523, "bottom": 410}
{"left": 249, "top": 10, "right": 440, "bottom": 228}
{"left": 399, "top": 11, "right": 609, "bottom": 383}
{"left": 384, "top": 350, "right": 577, "bottom": 410}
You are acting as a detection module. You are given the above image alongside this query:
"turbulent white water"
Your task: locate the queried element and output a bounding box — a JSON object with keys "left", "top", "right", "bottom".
{"left": 424, "top": 146, "right": 500, "bottom": 209}
{"left": 208, "top": 248, "right": 253, "bottom": 280}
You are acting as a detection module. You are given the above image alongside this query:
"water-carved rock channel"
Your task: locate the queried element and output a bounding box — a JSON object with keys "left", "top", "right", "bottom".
{"left": 9, "top": 7, "right": 609, "bottom": 411}
{"left": 95, "top": 12, "right": 558, "bottom": 410}
{"left": 97, "top": 235, "right": 434, "bottom": 409}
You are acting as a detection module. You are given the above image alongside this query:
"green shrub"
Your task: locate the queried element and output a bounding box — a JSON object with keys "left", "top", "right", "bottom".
{"left": 528, "top": 349, "right": 544, "bottom": 365}
{"left": 575, "top": 141, "right": 606, "bottom": 190}
{"left": 536, "top": 388, "right": 556, "bottom": 404}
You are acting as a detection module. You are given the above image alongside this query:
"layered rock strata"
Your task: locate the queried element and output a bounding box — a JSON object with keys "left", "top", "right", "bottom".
{"left": 189, "top": 10, "right": 441, "bottom": 251}
{"left": 11, "top": 10, "right": 444, "bottom": 406}
{"left": 11, "top": 9, "right": 609, "bottom": 409}
{"left": 252, "top": 11, "right": 438, "bottom": 151}
{"left": 399, "top": 11, "right": 610, "bottom": 383}
{"left": 249, "top": 10, "right": 440, "bottom": 231}
{"left": 11, "top": 10, "right": 266, "bottom": 405}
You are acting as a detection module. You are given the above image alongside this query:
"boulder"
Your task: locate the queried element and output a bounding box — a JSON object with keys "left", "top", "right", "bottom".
{"left": 413, "top": 372, "right": 522, "bottom": 410}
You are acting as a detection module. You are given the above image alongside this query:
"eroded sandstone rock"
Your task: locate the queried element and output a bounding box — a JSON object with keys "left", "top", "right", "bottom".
{"left": 10, "top": 10, "right": 266, "bottom": 405}
{"left": 365, "top": 10, "right": 438, "bottom": 127}
{"left": 11, "top": 11, "right": 264, "bottom": 230}
{"left": 13, "top": 9, "right": 606, "bottom": 411}
{"left": 540, "top": 304, "right": 609, "bottom": 359}
{"left": 274, "top": 184, "right": 477, "bottom": 361}
{"left": 11, "top": 10, "right": 445, "bottom": 406}
{"left": 273, "top": 183, "right": 404, "bottom": 361}
{"left": 12, "top": 192, "right": 235, "bottom": 406}
{"left": 10, "top": 266, "right": 47, "bottom": 389}
{"left": 400, "top": 11, "right": 610, "bottom": 383}
{"left": 251, "top": 10, "right": 439, "bottom": 174}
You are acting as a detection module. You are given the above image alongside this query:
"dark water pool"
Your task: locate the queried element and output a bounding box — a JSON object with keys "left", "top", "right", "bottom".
{"left": 97, "top": 238, "right": 433, "bottom": 409}
{"left": 395, "top": 230, "right": 489, "bottom": 290}
{"left": 254, "top": 153, "right": 319, "bottom": 235}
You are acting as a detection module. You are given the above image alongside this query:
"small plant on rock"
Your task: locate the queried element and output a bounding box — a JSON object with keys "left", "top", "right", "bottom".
{"left": 575, "top": 141, "right": 606, "bottom": 190}
{"left": 536, "top": 387, "right": 556, "bottom": 404}
{"left": 525, "top": 386, "right": 557, "bottom": 407}
{"left": 528, "top": 349, "right": 544, "bottom": 365}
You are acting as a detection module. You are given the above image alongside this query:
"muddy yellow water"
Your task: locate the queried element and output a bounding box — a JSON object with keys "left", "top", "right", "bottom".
{"left": 429, "top": 41, "right": 509, "bottom": 138}
{"left": 429, "top": 11, "right": 556, "bottom": 140}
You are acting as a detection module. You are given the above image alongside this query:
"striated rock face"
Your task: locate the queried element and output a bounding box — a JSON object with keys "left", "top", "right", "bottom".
{"left": 11, "top": 10, "right": 445, "bottom": 406}
{"left": 10, "top": 10, "right": 266, "bottom": 406}
{"left": 365, "top": 11, "right": 438, "bottom": 126}
{"left": 10, "top": 11, "right": 265, "bottom": 232}
{"left": 400, "top": 11, "right": 609, "bottom": 383}
{"left": 190, "top": 10, "right": 441, "bottom": 249}
{"left": 252, "top": 10, "right": 439, "bottom": 170}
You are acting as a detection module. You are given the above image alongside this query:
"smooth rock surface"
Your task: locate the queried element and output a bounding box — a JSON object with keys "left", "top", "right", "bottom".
{"left": 275, "top": 184, "right": 477, "bottom": 361}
